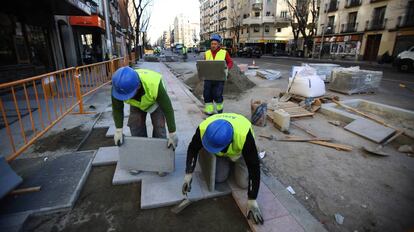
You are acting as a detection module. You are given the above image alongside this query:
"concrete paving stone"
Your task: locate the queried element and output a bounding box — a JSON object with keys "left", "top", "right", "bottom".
{"left": 198, "top": 149, "right": 216, "bottom": 192}
{"left": 119, "top": 136, "right": 175, "bottom": 173}
{"left": 232, "top": 181, "right": 290, "bottom": 221}
{"left": 0, "top": 151, "right": 94, "bottom": 215}
{"left": 0, "top": 212, "right": 30, "bottom": 232}
{"left": 0, "top": 157, "right": 23, "bottom": 199}
{"left": 140, "top": 157, "right": 204, "bottom": 209}
{"left": 105, "top": 125, "right": 132, "bottom": 137}
{"left": 344, "top": 118, "right": 395, "bottom": 143}
{"left": 92, "top": 146, "right": 119, "bottom": 166}
{"left": 255, "top": 215, "right": 305, "bottom": 232}
{"left": 112, "top": 162, "right": 157, "bottom": 185}
{"left": 195, "top": 172, "right": 231, "bottom": 199}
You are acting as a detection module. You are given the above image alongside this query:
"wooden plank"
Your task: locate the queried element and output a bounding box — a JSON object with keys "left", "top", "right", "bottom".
{"left": 9, "top": 186, "right": 41, "bottom": 195}
{"left": 309, "top": 141, "right": 353, "bottom": 151}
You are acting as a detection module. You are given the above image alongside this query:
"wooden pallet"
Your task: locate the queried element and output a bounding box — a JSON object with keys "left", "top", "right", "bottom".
{"left": 268, "top": 101, "right": 314, "bottom": 118}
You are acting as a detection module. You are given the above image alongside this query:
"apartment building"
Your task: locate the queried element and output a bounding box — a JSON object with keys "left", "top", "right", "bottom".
{"left": 199, "top": 0, "right": 293, "bottom": 54}
{"left": 174, "top": 14, "right": 200, "bottom": 47}
{"left": 315, "top": 0, "right": 414, "bottom": 61}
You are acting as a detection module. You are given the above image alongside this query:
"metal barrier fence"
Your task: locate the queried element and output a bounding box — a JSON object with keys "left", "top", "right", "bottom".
{"left": 0, "top": 57, "right": 128, "bottom": 161}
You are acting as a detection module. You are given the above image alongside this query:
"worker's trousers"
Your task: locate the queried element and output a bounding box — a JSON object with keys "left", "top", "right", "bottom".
{"left": 215, "top": 156, "right": 249, "bottom": 189}
{"left": 203, "top": 80, "right": 225, "bottom": 114}
{"left": 127, "top": 106, "right": 167, "bottom": 138}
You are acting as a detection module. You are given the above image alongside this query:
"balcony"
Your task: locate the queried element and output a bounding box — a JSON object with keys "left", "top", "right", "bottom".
{"left": 345, "top": 0, "right": 361, "bottom": 8}
{"left": 341, "top": 22, "right": 358, "bottom": 33}
{"left": 242, "top": 17, "right": 262, "bottom": 25}
{"left": 275, "top": 16, "right": 291, "bottom": 27}
{"left": 219, "top": 17, "right": 227, "bottom": 22}
{"left": 263, "top": 16, "right": 275, "bottom": 24}
{"left": 327, "top": 0, "right": 338, "bottom": 12}
{"left": 219, "top": 5, "right": 227, "bottom": 12}
{"left": 396, "top": 15, "right": 414, "bottom": 28}
{"left": 365, "top": 18, "right": 387, "bottom": 30}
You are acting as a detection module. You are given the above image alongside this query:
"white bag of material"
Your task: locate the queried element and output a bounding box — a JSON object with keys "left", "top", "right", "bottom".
{"left": 291, "top": 65, "right": 316, "bottom": 78}
{"left": 289, "top": 66, "right": 325, "bottom": 97}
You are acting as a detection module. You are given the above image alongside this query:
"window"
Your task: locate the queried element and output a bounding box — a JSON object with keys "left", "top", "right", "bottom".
{"left": 348, "top": 12, "right": 357, "bottom": 24}
{"left": 277, "top": 28, "right": 281, "bottom": 32}
{"left": 254, "top": 26, "right": 260, "bottom": 32}
{"left": 255, "top": 12, "right": 260, "bottom": 17}
{"left": 328, "top": 16, "right": 335, "bottom": 27}
{"left": 266, "top": 11, "right": 271, "bottom": 16}
{"left": 265, "top": 25, "right": 270, "bottom": 32}
{"left": 373, "top": 6, "right": 386, "bottom": 24}
{"left": 280, "top": 11, "right": 288, "bottom": 18}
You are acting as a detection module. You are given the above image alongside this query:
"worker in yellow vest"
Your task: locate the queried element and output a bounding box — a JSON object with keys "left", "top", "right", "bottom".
{"left": 111, "top": 67, "right": 178, "bottom": 176}
{"left": 182, "top": 113, "right": 264, "bottom": 224}
{"left": 203, "top": 34, "right": 234, "bottom": 115}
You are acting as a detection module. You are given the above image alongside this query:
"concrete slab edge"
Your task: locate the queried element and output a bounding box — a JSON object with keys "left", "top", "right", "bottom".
{"left": 260, "top": 173, "right": 327, "bottom": 232}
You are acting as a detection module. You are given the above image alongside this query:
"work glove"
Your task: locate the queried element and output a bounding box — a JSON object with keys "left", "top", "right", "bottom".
{"left": 167, "top": 132, "right": 178, "bottom": 150}
{"left": 247, "top": 199, "right": 264, "bottom": 225}
{"left": 182, "top": 173, "right": 193, "bottom": 195}
{"left": 114, "top": 128, "right": 124, "bottom": 146}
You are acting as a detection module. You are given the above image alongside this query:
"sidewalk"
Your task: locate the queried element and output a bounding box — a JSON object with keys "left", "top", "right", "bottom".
{"left": 148, "top": 61, "right": 326, "bottom": 232}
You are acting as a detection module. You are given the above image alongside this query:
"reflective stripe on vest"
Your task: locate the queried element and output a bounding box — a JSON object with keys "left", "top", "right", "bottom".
{"left": 199, "top": 113, "right": 253, "bottom": 160}
{"left": 125, "top": 69, "right": 162, "bottom": 112}
{"left": 205, "top": 49, "right": 227, "bottom": 60}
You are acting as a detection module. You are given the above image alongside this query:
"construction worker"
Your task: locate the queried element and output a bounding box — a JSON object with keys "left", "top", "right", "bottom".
{"left": 182, "top": 113, "right": 263, "bottom": 224}
{"left": 111, "top": 66, "right": 178, "bottom": 175}
{"left": 203, "top": 34, "right": 233, "bottom": 115}
{"left": 182, "top": 46, "right": 188, "bottom": 61}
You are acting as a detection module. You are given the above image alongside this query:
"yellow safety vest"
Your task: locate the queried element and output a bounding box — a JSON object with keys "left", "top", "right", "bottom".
{"left": 199, "top": 113, "right": 254, "bottom": 161}
{"left": 125, "top": 69, "right": 162, "bottom": 112}
{"left": 205, "top": 49, "right": 227, "bottom": 60}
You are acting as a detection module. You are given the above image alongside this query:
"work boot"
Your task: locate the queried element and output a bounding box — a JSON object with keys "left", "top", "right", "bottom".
{"left": 204, "top": 103, "right": 214, "bottom": 116}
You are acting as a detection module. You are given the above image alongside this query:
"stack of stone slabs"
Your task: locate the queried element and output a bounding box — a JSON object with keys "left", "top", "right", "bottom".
{"left": 329, "top": 67, "right": 382, "bottom": 95}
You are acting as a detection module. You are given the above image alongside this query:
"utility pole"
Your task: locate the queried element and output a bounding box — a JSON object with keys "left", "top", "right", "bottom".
{"left": 103, "top": 0, "right": 113, "bottom": 58}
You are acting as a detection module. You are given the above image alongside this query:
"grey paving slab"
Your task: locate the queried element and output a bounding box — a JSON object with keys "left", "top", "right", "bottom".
{"left": 0, "top": 151, "right": 94, "bottom": 216}
{"left": 0, "top": 212, "right": 30, "bottom": 232}
{"left": 196, "top": 172, "right": 231, "bottom": 199}
{"left": 0, "top": 157, "right": 23, "bottom": 199}
{"left": 198, "top": 148, "right": 216, "bottom": 192}
{"left": 112, "top": 162, "right": 157, "bottom": 185}
{"left": 105, "top": 125, "right": 131, "bottom": 137}
{"left": 140, "top": 157, "right": 203, "bottom": 209}
{"left": 92, "top": 146, "right": 119, "bottom": 166}
{"left": 344, "top": 118, "right": 395, "bottom": 143}
{"left": 119, "top": 136, "right": 175, "bottom": 172}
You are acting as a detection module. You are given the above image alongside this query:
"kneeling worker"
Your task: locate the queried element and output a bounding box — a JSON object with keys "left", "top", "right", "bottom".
{"left": 111, "top": 67, "right": 178, "bottom": 175}
{"left": 182, "top": 113, "right": 263, "bottom": 224}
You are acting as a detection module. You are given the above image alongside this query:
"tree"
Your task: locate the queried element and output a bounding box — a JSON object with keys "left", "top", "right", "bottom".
{"left": 128, "top": 0, "right": 152, "bottom": 59}
{"left": 229, "top": 4, "right": 243, "bottom": 47}
{"left": 286, "top": 0, "right": 319, "bottom": 56}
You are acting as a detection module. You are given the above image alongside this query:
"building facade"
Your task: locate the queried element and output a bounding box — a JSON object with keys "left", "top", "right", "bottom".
{"left": 315, "top": 0, "right": 414, "bottom": 61}
{"left": 0, "top": 0, "right": 132, "bottom": 83}
{"left": 199, "top": 0, "right": 294, "bottom": 54}
{"left": 174, "top": 14, "right": 200, "bottom": 47}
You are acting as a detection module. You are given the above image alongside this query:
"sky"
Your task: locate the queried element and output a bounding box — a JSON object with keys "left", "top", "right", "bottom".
{"left": 147, "top": 0, "right": 200, "bottom": 44}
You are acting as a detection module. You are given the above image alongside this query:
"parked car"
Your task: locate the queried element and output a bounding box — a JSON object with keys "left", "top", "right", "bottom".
{"left": 394, "top": 46, "right": 414, "bottom": 72}
{"left": 237, "top": 46, "right": 262, "bottom": 58}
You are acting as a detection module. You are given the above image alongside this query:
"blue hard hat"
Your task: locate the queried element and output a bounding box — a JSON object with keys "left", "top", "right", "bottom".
{"left": 210, "top": 34, "right": 222, "bottom": 43}
{"left": 202, "top": 119, "right": 233, "bottom": 154}
{"left": 111, "top": 66, "right": 140, "bottom": 101}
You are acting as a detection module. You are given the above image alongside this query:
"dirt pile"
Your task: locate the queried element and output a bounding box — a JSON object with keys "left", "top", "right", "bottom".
{"left": 184, "top": 65, "right": 256, "bottom": 101}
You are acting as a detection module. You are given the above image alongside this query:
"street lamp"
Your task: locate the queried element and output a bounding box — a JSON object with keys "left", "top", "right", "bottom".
{"left": 318, "top": 25, "right": 331, "bottom": 59}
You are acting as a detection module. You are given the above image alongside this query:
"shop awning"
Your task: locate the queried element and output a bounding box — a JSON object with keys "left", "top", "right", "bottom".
{"left": 69, "top": 15, "right": 105, "bottom": 30}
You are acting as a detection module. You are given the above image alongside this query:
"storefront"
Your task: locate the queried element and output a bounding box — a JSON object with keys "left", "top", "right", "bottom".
{"left": 0, "top": 0, "right": 90, "bottom": 83}
{"left": 313, "top": 34, "right": 363, "bottom": 60}
{"left": 69, "top": 15, "right": 106, "bottom": 65}
{"left": 244, "top": 39, "right": 288, "bottom": 54}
